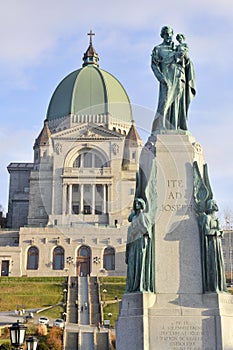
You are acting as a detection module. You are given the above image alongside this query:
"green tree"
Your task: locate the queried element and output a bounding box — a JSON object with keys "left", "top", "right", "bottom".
{"left": 37, "top": 342, "right": 49, "bottom": 350}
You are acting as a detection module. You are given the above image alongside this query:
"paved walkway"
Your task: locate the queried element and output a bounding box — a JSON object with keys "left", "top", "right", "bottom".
{"left": 66, "top": 323, "right": 109, "bottom": 333}
{"left": 78, "top": 277, "right": 94, "bottom": 350}
{"left": 0, "top": 308, "right": 42, "bottom": 327}
{"left": 79, "top": 276, "right": 89, "bottom": 325}
{"left": 0, "top": 311, "right": 24, "bottom": 326}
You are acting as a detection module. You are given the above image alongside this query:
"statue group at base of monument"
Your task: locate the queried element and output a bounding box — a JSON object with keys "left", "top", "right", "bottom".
{"left": 125, "top": 198, "right": 154, "bottom": 293}
{"left": 193, "top": 161, "right": 228, "bottom": 293}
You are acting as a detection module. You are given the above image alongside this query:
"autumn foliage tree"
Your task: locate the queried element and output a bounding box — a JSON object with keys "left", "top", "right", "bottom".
{"left": 46, "top": 327, "right": 63, "bottom": 350}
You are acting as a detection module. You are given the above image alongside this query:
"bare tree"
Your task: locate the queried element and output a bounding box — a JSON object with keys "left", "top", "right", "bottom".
{"left": 219, "top": 207, "right": 233, "bottom": 230}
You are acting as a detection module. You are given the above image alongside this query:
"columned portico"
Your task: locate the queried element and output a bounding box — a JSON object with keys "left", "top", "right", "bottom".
{"left": 63, "top": 182, "right": 109, "bottom": 216}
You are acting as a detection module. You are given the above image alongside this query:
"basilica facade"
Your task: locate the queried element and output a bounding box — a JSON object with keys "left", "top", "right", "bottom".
{"left": 0, "top": 34, "right": 143, "bottom": 277}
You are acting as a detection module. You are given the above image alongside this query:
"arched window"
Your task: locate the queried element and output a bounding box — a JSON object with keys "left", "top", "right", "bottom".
{"left": 27, "top": 246, "right": 39, "bottom": 270}
{"left": 78, "top": 246, "right": 91, "bottom": 257}
{"left": 103, "top": 247, "right": 115, "bottom": 270}
{"left": 73, "top": 151, "right": 106, "bottom": 168}
{"left": 77, "top": 246, "right": 91, "bottom": 276}
{"left": 53, "top": 246, "right": 64, "bottom": 270}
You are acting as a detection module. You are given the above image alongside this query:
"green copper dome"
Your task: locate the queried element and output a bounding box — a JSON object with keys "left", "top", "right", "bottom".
{"left": 46, "top": 34, "right": 132, "bottom": 124}
{"left": 46, "top": 65, "right": 132, "bottom": 122}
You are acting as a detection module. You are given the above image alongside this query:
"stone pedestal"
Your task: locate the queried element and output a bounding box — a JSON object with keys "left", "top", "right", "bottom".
{"left": 116, "top": 133, "right": 233, "bottom": 349}
{"left": 117, "top": 292, "right": 233, "bottom": 349}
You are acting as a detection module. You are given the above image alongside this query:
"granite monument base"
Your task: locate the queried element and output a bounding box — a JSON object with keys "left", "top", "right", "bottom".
{"left": 116, "top": 292, "right": 233, "bottom": 350}
{"left": 116, "top": 133, "right": 232, "bottom": 350}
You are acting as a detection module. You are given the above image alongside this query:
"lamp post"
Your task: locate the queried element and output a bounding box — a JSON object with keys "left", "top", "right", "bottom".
{"left": 65, "top": 256, "right": 74, "bottom": 276}
{"left": 63, "top": 288, "right": 68, "bottom": 300}
{"left": 108, "top": 312, "right": 112, "bottom": 327}
{"left": 9, "top": 320, "right": 27, "bottom": 349}
{"left": 103, "top": 288, "right": 107, "bottom": 302}
{"left": 101, "top": 289, "right": 107, "bottom": 326}
{"left": 26, "top": 336, "right": 38, "bottom": 350}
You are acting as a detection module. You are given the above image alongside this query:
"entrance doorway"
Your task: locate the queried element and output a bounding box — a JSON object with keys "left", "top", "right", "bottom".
{"left": 76, "top": 246, "right": 91, "bottom": 276}
{"left": 1, "top": 260, "right": 9, "bottom": 276}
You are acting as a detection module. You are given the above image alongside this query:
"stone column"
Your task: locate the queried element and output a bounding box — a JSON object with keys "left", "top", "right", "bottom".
{"left": 80, "top": 184, "right": 84, "bottom": 214}
{"left": 68, "top": 184, "right": 72, "bottom": 215}
{"left": 92, "top": 184, "right": 95, "bottom": 214}
{"left": 80, "top": 153, "right": 84, "bottom": 167}
{"left": 103, "top": 184, "right": 107, "bottom": 214}
{"left": 62, "top": 184, "right": 67, "bottom": 215}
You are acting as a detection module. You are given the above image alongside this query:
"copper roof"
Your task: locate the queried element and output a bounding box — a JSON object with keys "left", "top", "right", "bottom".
{"left": 34, "top": 119, "right": 51, "bottom": 148}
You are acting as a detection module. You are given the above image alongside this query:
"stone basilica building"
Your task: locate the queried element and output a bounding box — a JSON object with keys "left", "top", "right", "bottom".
{"left": 0, "top": 33, "right": 143, "bottom": 277}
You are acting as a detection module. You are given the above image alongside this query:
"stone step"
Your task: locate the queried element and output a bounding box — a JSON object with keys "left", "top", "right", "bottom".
{"left": 64, "top": 276, "right": 110, "bottom": 350}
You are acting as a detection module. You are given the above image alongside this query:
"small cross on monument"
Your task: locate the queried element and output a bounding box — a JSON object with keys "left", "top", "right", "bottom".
{"left": 88, "top": 30, "right": 95, "bottom": 45}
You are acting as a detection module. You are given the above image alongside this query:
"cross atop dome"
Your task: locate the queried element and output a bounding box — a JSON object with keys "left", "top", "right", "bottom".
{"left": 87, "top": 29, "right": 95, "bottom": 46}
{"left": 82, "top": 29, "right": 99, "bottom": 67}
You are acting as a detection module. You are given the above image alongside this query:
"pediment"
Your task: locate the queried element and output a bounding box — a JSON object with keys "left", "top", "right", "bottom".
{"left": 52, "top": 123, "right": 124, "bottom": 141}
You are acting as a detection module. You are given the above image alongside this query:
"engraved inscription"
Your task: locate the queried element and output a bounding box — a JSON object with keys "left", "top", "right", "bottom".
{"left": 157, "top": 320, "right": 203, "bottom": 350}
{"left": 160, "top": 179, "right": 193, "bottom": 213}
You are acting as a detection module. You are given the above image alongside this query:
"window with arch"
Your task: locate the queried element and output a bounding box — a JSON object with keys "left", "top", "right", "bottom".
{"left": 77, "top": 245, "right": 91, "bottom": 276}
{"left": 27, "top": 246, "right": 39, "bottom": 270}
{"left": 53, "top": 246, "right": 64, "bottom": 270}
{"left": 78, "top": 245, "right": 91, "bottom": 257}
{"left": 73, "top": 150, "right": 107, "bottom": 169}
{"left": 103, "top": 247, "right": 115, "bottom": 270}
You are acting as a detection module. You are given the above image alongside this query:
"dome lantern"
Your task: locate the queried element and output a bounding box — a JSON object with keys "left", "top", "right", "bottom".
{"left": 82, "top": 30, "right": 99, "bottom": 67}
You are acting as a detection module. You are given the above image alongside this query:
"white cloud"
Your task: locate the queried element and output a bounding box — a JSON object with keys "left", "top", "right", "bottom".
{"left": 1, "top": 0, "right": 232, "bottom": 66}
{"left": 0, "top": 0, "right": 233, "bottom": 212}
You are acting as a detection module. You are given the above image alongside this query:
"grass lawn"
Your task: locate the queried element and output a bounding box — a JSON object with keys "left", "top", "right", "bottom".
{"left": 0, "top": 277, "right": 67, "bottom": 313}
{"left": 0, "top": 276, "right": 127, "bottom": 330}
{"left": 39, "top": 304, "right": 64, "bottom": 319}
{"left": 99, "top": 276, "right": 126, "bottom": 326}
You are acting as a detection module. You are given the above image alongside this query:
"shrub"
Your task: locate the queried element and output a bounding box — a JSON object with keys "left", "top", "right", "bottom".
{"left": 37, "top": 342, "right": 49, "bottom": 350}
{"left": 3, "top": 327, "right": 10, "bottom": 338}
{"left": 36, "top": 324, "right": 47, "bottom": 336}
{"left": 46, "top": 327, "right": 63, "bottom": 350}
{"left": 26, "top": 324, "right": 36, "bottom": 336}
{"left": 0, "top": 343, "right": 12, "bottom": 350}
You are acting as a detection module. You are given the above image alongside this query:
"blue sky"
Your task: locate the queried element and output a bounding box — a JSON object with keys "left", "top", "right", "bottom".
{"left": 0, "top": 0, "right": 233, "bottom": 223}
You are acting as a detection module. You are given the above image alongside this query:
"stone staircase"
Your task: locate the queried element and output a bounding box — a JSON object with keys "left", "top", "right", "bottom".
{"left": 67, "top": 276, "right": 78, "bottom": 324}
{"left": 64, "top": 276, "right": 111, "bottom": 350}
{"left": 89, "top": 276, "right": 101, "bottom": 326}
{"left": 64, "top": 276, "right": 78, "bottom": 349}
{"left": 96, "top": 332, "right": 110, "bottom": 350}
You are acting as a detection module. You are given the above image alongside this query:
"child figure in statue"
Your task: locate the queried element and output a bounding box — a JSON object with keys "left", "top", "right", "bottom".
{"left": 175, "top": 33, "right": 189, "bottom": 66}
